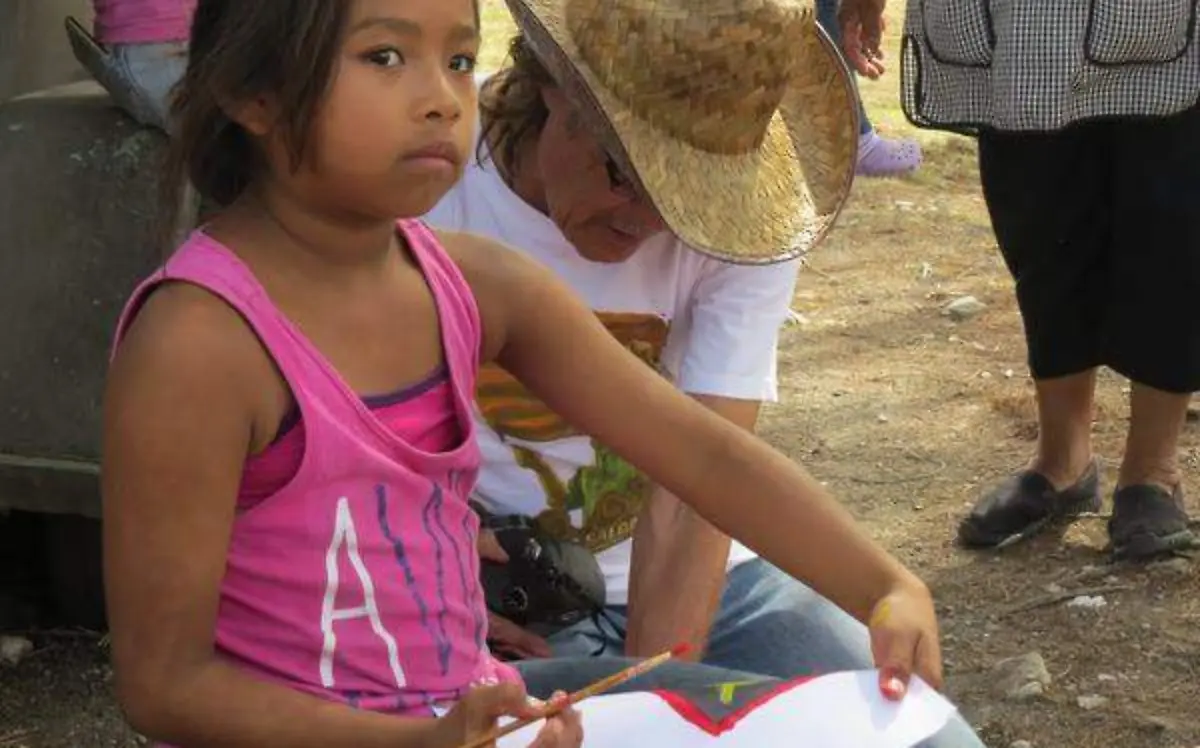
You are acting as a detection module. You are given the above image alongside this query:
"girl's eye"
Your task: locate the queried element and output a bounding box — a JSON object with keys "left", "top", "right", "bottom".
{"left": 449, "top": 54, "right": 476, "bottom": 73}
{"left": 365, "top": 48, "right": 403, "bottom": 68}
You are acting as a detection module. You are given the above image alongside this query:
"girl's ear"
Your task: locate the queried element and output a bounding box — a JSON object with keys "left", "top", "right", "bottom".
{"left": 221, "top": 94, "right": 277, "bottom": 137}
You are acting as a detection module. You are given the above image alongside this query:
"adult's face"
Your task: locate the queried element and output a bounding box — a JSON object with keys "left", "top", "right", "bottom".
{"left": 534, "top": 87, "right": 666, "bottom": 263}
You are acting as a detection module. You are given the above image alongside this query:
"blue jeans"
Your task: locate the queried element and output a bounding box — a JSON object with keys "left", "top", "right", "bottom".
{"left": 815, "top": 0, "right": 874, "bottom": 136}
{"left": 540, "top": 559, "right": 985, "bottom": 748}
{"left": 75, "top": 40, "right": 186, "bottom": 131}
{"left": 515, "top": 657, "right": 767, "bottom": 697}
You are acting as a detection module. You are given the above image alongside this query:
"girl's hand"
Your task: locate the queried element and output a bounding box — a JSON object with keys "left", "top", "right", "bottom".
{"left": 435, "top": 684, "right": 582, "bottom": 748}
{"left": 866, "top": 580, "right": 944, "bottom": 701}
{"left": 524, "top": 693, "right": 583, "bottom": 748}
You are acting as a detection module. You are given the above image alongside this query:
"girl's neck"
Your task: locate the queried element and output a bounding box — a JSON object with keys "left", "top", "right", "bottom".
{"left": 215, "top": 183, "right": 402, "bottom": 287}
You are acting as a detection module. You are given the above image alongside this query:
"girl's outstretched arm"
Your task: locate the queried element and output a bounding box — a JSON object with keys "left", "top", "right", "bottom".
{"left": 452, "top": 232, "right": 942, "bottom": 692}
{"left": 102, "top": 285, "right": 440, "bottom": 748}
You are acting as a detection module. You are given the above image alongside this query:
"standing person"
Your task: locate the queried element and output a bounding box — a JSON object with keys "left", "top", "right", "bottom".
{"left": 424, "top": 1, "right": 985, "bottom": 745}
{"left": 66, "top": 0, "right": 195, "bottom": 130}
{"left": 101, "top": 0, "right": 964, "bottom": 746}
{"left": 814, "top": 0, "right": 922, "bottom": 177}
{"left": 902, "top": 1, "right": 1198, "bottom": 558}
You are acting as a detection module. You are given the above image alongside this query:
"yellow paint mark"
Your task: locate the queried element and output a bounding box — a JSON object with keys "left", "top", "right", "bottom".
{"left": 869, "top": 599, "right": 892, "bottom": 629}
{"left": 714, "top": 679, "right": 761, "bottom": 705}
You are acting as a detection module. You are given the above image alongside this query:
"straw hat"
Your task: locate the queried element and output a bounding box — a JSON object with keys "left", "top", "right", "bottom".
{"left": 504, "top": 0, "right": 860, "bottom": 265}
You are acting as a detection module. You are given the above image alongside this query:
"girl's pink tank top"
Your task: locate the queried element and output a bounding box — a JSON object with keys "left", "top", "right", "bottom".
{"left": 111, "top": 220, "right": 519, "bottom": 717}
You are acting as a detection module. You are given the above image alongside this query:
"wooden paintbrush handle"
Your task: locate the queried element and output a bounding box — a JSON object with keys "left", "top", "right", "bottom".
{"left": 455, "top": 643, "right": 690, "bottom": 748}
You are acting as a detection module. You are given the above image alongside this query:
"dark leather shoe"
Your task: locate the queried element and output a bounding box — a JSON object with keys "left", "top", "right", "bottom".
{"left": 1108, "top": 484, "right": 1195, "bottom": 560}
{"left": 958, "top": 459, "right": 1102, "bottom": 548}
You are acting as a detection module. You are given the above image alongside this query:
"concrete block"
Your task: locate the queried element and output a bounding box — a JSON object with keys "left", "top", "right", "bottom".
{"left": 0, "top": 82, "right": 193, "bottom": 515}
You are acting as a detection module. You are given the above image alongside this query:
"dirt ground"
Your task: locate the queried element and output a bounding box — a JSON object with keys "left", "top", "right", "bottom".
{"left": 761, "top": 134, "right": 1200, "bottom": 747}
{"left": 3, "top": 2, "right": 1200, "bottom": 747}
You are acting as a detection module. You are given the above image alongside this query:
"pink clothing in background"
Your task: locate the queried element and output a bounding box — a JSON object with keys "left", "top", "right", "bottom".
{"left": 93, "top": 0, "right": 197, "bottom": 44}
{"left": 112, "top": 220, "right": 519, "bottom": 717}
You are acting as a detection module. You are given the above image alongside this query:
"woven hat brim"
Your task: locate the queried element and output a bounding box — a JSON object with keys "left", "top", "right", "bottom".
{"left": 508, "top": 0, "right": 859, "bottom": 265}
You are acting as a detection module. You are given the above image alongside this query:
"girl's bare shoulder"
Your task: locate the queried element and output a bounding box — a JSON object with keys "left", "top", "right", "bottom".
{"left": 108, "top": 281, "right": 284, "bottom": 439}
{"left": 116, "top": 282, "right": 266, "bottom": 376}
{"left": 433, "top": 229, "right": 554, "bottom": 363}
{"left": 434, "top": 228, "right": 534, "bottom": 284}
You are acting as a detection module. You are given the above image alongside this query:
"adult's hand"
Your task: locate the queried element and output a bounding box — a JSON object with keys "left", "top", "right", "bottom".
{"left": 838, "top": 0, "right": 888, "bottom": 79}
{"left": 478, "top": 529, "right": 554, "bottom": 660}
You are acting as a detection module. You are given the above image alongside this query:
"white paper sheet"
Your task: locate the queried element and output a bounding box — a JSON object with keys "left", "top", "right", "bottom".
{"left": 497, "top": 670, "right": 957, "bottom": 747}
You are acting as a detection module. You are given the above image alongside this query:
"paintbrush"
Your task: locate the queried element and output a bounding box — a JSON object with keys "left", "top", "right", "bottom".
{"left": 456, "top": 642, "right": 692, "bottom": 748}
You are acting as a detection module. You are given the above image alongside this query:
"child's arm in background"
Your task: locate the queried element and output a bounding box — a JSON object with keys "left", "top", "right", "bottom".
{"left": 101, "top": 284, "right": 578, "bottom": 748}
{"left": 451, "top": 233, "right": 942, "bottom": 695}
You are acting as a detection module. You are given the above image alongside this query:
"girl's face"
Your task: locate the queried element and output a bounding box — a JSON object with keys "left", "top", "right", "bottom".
{"left": 261, "top": 0, "right": 480, "bottom": 221}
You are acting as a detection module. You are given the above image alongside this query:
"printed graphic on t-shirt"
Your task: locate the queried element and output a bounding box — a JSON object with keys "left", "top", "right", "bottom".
{"left": 313, "top": 477, "right": 499, "bottom": 712}
{"left": 476, "top": 312, "right": 669, "bottom": 552}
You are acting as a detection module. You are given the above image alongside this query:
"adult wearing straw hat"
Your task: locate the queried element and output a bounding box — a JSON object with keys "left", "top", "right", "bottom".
{"left": 425, "top": 1, "right": 986, "bottom": 745}
{"left": 902, "top": 1, "right": 1199, "bottom": 558}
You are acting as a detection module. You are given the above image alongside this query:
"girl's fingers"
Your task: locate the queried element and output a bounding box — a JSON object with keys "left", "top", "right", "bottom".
{"left": 562, "top": 707, "right": 583, "bottom": 744}
{"left": 914, "top": 632, "right": 944, "bottom": 691}
{"left": 529, "top": 713, "right": 582, "bottom": 748}
{"left": 549, "top": 709, "right": 582, "bottom": 747}
{"left": 878, "top": 666, "right": 908, "bottom": 702}
{"left": 523, "top": 691, "right": 580, "bottom": 746}
{"left": 528, "top": 717, "right": 562, "bottom": 748}
{"left": 870, "top": 625, "right": 917, "bottom": 702}
{"left": 515, "top": 695, "right": 546, "bottom": 720}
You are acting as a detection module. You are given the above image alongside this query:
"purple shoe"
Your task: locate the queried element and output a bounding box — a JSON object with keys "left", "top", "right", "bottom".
{"left": 856, "top": 130, "right": 922, "bottom": 178}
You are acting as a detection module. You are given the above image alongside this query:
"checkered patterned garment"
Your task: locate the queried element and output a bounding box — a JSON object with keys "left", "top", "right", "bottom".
{"left": 900, "top": 0, "right": 1200, "bottom": 133}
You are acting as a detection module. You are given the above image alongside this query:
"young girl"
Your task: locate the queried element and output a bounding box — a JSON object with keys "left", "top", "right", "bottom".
{"left": 102, "top": 1, "right": 945, "bottom": 746}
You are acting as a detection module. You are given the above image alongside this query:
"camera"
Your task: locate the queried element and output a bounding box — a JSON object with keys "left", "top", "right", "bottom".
{"left": 477, "top": 511, "right": 607, "bottom": 640}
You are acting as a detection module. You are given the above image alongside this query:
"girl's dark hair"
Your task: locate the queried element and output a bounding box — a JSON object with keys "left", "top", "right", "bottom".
{"left": 477, "top": 34, "right": 556, "bottom": 173}
{"left": 159, "top": 0, "right": 352, "bottom": 245}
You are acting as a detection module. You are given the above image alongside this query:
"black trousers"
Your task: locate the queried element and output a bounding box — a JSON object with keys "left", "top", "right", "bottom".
{"left": 978, "top": 102, "right": 1200, "bottom": 394}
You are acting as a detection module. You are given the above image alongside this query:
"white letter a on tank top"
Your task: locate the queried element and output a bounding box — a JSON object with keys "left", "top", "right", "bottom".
{"left": 320, "top": 497, "right": 406, "bottom": 688}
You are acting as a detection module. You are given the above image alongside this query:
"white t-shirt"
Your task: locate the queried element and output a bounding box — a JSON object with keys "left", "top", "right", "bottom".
{"left": 423, "top": 137, "right": 800, "bottom": 605}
